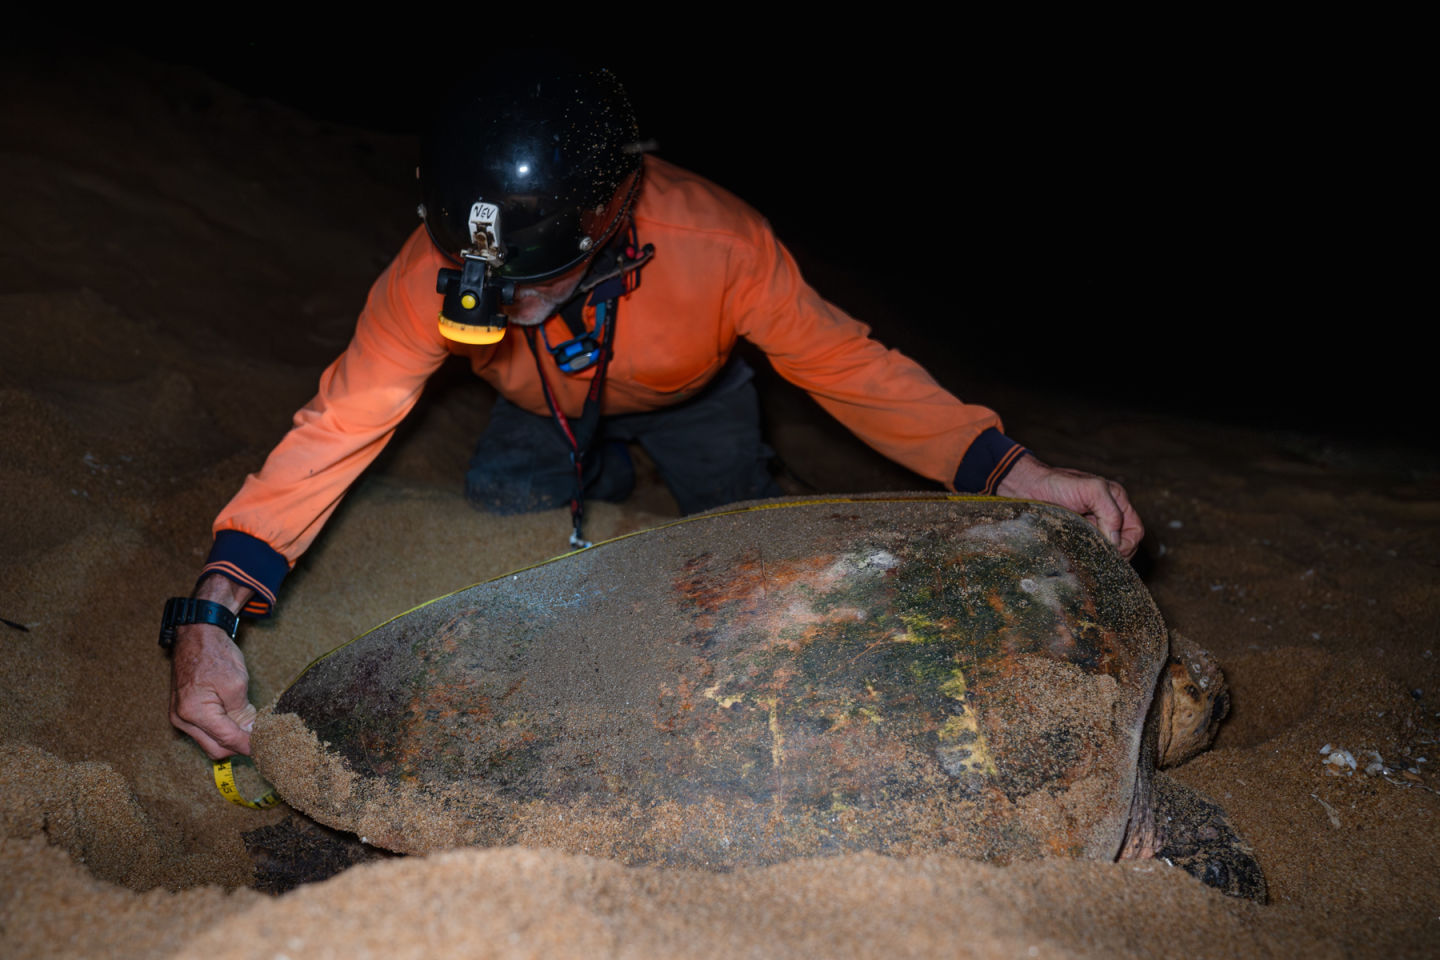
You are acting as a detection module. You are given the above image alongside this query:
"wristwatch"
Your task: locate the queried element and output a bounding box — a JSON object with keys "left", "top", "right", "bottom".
{"left": 159, "top": 597, "right": 240, "bottom": 650}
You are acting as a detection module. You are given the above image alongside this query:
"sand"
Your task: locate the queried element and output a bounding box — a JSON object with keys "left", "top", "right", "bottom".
{"left": 2, "top": 50, "right": 1437, "bottom": 959}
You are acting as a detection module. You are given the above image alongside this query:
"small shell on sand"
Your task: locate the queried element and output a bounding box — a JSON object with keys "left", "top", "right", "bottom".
{"left": 1322, "top": 747, "right": 1356, "bottom": 774}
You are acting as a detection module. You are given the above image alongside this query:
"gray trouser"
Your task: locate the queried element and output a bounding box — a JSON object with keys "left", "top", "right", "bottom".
{"left": 466, "top": 356, "right": 781, "bottom": 516}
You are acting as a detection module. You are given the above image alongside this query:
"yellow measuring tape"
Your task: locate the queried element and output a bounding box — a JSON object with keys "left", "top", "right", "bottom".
{"left": 213, "top": 757, "right": 280, "bottom": 810}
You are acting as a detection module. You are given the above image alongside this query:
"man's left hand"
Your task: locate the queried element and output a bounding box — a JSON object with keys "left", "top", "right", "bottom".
{"left": 995, "top": 453, "right": 1144, "bottom": 559}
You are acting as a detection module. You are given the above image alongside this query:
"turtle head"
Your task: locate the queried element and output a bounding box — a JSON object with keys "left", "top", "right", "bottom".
{"left": 1155, "top": 631, "right": 1230, "bottom": 768}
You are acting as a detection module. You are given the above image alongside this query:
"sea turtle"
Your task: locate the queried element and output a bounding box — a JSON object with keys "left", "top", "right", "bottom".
{"left": 253, "top": 495, "right": 1264, "bottom": 900}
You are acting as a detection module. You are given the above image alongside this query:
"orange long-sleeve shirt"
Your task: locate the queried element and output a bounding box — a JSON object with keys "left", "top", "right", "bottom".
{"left": 204, "top": 157, "right": 1021, "bottom": 614}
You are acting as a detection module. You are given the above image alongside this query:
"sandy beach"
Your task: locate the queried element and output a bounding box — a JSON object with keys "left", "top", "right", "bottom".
{"left": 2, "top": 49, "right": 1436, "bottom": 958}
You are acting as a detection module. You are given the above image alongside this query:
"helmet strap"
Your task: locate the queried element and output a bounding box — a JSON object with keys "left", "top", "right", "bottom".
{"left": 539, "top": 222, "right": 653, "bottom": 374}
{"left": 575, "top": 222, "right": 654, "bottom": 300}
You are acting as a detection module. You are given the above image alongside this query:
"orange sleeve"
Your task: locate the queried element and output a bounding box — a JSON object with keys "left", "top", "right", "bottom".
{"left": 211, "top": 228, "right": 449, "bottom": 566}
{"left": 727, "top": 220, "right": 1002, "bottom": 489}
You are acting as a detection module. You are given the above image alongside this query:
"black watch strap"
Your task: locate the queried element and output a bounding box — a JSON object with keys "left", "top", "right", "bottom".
{"left": 159, "top": 597, "right": 240, "bottom": 650}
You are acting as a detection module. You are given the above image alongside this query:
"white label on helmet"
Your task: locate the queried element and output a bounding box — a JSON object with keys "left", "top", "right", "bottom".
{"left": 467, "top": 202, "right": 504, "bottom": 262}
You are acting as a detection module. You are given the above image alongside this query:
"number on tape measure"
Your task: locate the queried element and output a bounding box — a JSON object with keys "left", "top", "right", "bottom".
{"left": 212, "top": 758, "right": 280, "bottom": 810}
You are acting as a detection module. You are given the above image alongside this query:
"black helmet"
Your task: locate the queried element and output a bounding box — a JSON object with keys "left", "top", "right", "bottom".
{"left": 421, "top": 67, "right": 641, "bottom": 271}
{"left": 419, "top": 69, "right": 642, "bottom": 344}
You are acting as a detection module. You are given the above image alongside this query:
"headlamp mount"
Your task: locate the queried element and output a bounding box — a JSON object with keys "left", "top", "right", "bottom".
{"left": 435, "top": 201, "right": 515, "bottom": 345}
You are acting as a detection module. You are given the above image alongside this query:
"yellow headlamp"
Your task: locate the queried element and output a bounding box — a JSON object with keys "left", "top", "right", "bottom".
{"left": 436, "top": 254, "right": 512, "bottom": 345}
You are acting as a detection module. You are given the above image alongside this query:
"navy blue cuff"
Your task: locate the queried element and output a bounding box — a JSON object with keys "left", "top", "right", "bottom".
{"left": 199, "top": 530, "right": 290, "bottom": 617}
{"left": 953, "top": 428, "right": 1028, "bottom": 495}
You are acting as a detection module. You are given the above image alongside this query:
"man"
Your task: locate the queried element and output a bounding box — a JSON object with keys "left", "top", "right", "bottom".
{"left": 165, "top": 70, "right": 1142, "bottom": 760}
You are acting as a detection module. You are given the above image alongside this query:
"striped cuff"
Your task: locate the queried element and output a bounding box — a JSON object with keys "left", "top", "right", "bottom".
{"left": 953, "top": 427, "right": 1028, "bottom": 495}
{"left": 200, "top": 530, "right": 289, "bottom": 617}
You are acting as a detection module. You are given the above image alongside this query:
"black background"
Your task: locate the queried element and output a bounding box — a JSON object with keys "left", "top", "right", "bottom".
{"left": 102, "top": 38, "right": 1428, "bottom": 442}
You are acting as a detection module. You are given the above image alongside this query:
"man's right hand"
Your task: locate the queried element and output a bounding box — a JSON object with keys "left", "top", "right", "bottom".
{"left": 995, "top": 453, "right": 1144, "bottom": 560}
{"left": 168, "top": 575, "right": 256, "bottom": 758}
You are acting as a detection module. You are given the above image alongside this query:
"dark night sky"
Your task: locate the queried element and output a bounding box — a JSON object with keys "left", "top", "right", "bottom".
{"left": 117, "top": 40, "right": 1424, "bottom": 443}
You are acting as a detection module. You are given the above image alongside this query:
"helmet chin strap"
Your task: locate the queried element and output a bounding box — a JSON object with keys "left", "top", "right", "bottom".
{"left": 574, "top": 238, "right": 654, "bottom": 298}
{"left": 539, "top": 225, "right": 654, "bottom": 374}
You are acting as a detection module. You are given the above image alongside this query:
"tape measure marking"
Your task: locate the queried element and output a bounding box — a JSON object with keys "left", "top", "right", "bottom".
{"left": 213, "top": 757, "right": 280, "bottom": 810}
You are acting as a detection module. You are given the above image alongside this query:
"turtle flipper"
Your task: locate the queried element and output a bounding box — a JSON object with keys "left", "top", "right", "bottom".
{"left": 1152, "top": 771, "right": 1267, "bottom": 902}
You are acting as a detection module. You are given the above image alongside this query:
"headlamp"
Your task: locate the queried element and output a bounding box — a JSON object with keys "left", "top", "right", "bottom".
{"left": 434, "top": 201, "right": 514, "bottom": 344}
{"left": 436, "top": 255, "right": 515, "bottom": 345}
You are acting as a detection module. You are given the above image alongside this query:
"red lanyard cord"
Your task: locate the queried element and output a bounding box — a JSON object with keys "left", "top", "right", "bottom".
{"left": 522, "top": 298, "right": 616, "bottom": 548}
